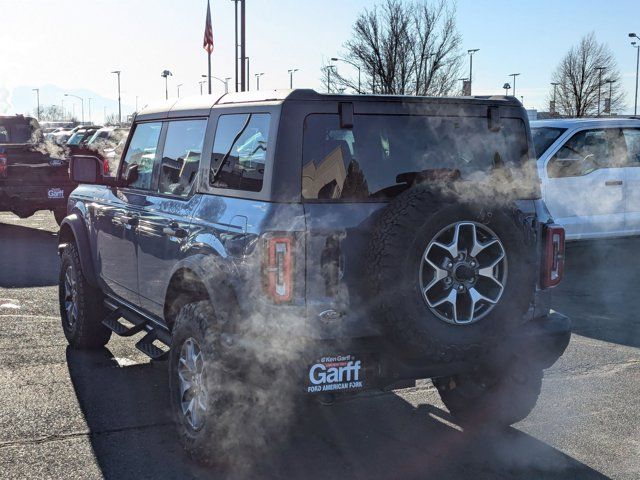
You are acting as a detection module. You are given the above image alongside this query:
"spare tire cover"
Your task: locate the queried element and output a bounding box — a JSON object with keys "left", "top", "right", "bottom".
{"left": 367, "top": 185, "right": 537, "bottom": 361}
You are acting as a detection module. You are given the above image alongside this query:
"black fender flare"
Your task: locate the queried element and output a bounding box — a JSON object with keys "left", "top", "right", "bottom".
{"left": 164, "top": 253, "right": 239, "bottom": 325}
{"left": 58, "top": 213, "right": 98, "bottom": 287}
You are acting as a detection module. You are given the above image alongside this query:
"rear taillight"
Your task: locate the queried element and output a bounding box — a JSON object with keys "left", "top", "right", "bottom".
{"left": 0, "top": 153, "right": 7, "bottom": 178}
{"left": 542, "top": 224, "right": 565, "bottom": 288}
{"left": 264, "top": 236, "right": 294, "bottom": 303}
{"left": 103, "top": 158, "right": 109, "bottom": 175}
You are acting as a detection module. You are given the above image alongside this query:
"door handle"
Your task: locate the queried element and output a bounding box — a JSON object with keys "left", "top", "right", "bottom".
{"left": 163, "top": 221, "right": 188, "bottom": 239}
{"left": 605, "top": 180, "right": 623, "bottom": 186}
{"left": 120, "top": 214, "right": 139, "bottom": 226}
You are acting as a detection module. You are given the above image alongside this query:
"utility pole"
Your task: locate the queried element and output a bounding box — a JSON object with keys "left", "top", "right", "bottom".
{"left": 596, "top": 66, "right": 606, "bottom": 116}
{"left": 509, "top": 73, "right": 520, "bottom": 97}
{"left": 240, "top": 0, "right": 246, "bottom": 91}
{"left": 32, "top": 88, "right": 40, "bottom": 120}
{"left": 467, "top": 49, "right": 479, "bottom": 95}
{"left": 111, "top": 71, "right": 121, "bottom": 125}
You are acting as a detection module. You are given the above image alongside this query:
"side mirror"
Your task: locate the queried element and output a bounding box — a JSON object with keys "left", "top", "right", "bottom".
{"left": 123, "top": 164, "right": 139, "bottom": 185}
{"left": 70, "top": 155, "right": 103, "bottom": 184}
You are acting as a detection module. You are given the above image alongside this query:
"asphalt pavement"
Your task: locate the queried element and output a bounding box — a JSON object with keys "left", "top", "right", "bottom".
{"left": 0, "top": 211, "right": 638, "bottom": 479}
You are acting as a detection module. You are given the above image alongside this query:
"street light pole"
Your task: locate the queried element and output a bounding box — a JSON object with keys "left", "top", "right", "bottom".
{"left": 88, "top": 98, "right": 92, "bottom": 123}
{"left": 509, "top": 73, "right": 521, "bottom": 97}
{"left": 457, "top": 78, "right": 468, "bottom": 95}
{"left": 551, "top": 82, "right": 560, "bottom": 114}
{"left": 199, "top": 81, "right": 206, "bottom": 95}
{"left": 32, "top": 88, "right": 40, "bottom": 120}
{"left": 111, "top": 70, "right": 121, "bottom": 125}
{"left": 467, "top": 49, "right": 479, "bottom": 95}
{"left": 177, "top": 84, "right": 183, "bottom": 98}
{"left": 630, "top": 33, "right": 640, "bottom": 115}
{"left": 288, "top": 68, "right": 299, "bottom": 89}
{"left": 240, "top": 0, "right": 246, "bottom": 91}
{"left": 161, "top": 70, "right": 172, "bottom": 100}
{"left": 331, "top": 57, "right": 361, "bottom": 93}
{"left": 255, "top": 73, "right": 264, "bottom": 90}
{"left": 64, "top": 94, "right": 84, "bottom": 125}
{"left": 606, "top": 79, "right": 616, "bottom": 115}
{"left": 595, "top": 66, "right": 606, "bottom": 116}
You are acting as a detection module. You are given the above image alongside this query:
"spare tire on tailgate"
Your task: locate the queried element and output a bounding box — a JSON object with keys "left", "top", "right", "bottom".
{"left": 367, "top": 185, "right": 537, "bottom": 362}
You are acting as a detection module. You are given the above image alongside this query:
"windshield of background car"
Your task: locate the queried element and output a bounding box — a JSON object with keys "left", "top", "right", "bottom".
{"left": 67, "top": 131, "right": 86, "bottom": 145}
{"left": 532, "top": 127, "right": 566, "bottom": 158}
{"left": 302, "top": 113, "right": 530, "bottom": 201}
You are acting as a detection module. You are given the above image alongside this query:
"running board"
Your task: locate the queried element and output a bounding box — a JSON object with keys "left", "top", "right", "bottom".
{"left": 102, "top": 299, "right": 172, "bottom": 360}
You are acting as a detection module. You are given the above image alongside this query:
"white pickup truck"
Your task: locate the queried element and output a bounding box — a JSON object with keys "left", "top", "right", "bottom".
{"left": 532, "top": 118, "right": 640, "bottom": 240}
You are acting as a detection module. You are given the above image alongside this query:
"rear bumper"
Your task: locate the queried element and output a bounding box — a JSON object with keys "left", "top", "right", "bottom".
{"left": 0, "top": 184, "right": 75, "bottom": 213}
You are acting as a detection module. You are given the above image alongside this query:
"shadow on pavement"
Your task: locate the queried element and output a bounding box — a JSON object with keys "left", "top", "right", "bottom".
{"left": 67, "top": 347, "right": 608, "bottom": 480}
{"left": 0, "top": 222, "right": 59, "bottom": 288}
{"left": 551, "top": 237, "right": 640, "bottom": 349}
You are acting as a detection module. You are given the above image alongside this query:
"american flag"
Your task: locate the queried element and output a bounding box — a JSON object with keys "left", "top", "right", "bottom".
{"left": 203, "top": 0, "right": 214, "bottom": 54}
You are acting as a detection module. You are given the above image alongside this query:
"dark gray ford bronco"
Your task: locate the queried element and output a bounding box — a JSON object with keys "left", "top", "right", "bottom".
{"left": 58, "top": 90, "right": 570, "bottom": 463}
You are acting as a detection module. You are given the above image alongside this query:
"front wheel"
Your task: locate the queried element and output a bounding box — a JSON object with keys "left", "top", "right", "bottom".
{"left": 59, "top": 243, "right": 111, "bottom": 349}
{"left": 434, "top": 362, "right": 543, "bottom": 428}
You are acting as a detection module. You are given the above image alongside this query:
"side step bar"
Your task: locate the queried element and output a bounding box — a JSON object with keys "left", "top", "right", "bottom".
{"left": 102, "top": 299, "right": 171, "bottom": 361}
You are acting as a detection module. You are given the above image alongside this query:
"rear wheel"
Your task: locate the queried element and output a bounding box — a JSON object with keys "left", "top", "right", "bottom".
{"left": 59, "top": 243, "right": 111, "bottom": 349}
{"left": 434, "top": 362, "right": 543, "bottom": 428}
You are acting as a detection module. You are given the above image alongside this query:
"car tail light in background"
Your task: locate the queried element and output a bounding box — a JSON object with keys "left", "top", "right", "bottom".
{"left": 102, "top": 158, "right": 109, "bottom": 175}
{"left": 542, "top": 224, "right": 565, "bottom": 288}
{"left": 0, "top": 152, "right": 7, "bottom": 178}
{"left": 264, "top": 236, "right": 294, "bottom": 303}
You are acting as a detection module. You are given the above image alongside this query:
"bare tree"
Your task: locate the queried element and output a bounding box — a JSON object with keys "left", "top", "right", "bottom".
{"left": 326, "top": 0, "right": 463, "bottom": 95}
{"left": 32, "top": 105, "right": 64, "bottom": 121}
{"left": 549, "top": 32, "right": 625, "bottom": 117}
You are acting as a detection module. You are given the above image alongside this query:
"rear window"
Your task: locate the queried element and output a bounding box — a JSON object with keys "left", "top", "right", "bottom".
{"left": 302, "top": 114, "right": 529, "bottom": 201}
{"left": 532, "top": 127, "right": 566, "bottom": 159}
{"left": 0, "top": 121, "right": 34, "bottom": 143}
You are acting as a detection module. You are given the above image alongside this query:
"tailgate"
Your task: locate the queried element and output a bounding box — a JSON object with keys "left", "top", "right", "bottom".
{"left": 0, "top": 144, "right": 72, "bottom": 186}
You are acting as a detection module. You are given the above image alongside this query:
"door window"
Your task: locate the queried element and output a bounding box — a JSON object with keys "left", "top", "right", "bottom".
{"left": 210, "top": 113, "right": 271, "bottom": 192}
{"left": 547, "top": 128, "right": 627, "bottom": 178}
{"left": 623, "top": 128, "right": 640, "bottom": 165}
{"left": 120, "top": 122, "right": 162, "bottom": 190}
{"left": 158, "top": 119, "right": 207, "bottom": 197}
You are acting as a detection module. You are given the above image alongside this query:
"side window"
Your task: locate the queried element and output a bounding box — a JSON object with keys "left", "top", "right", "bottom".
{"left": 158, "top": 119, "right": 207, "bottom": 197}
{"left": 547, "top": 129, "right": 627, "bottom": 178}
{"left": 623, "top": 129, "right": 640, "bottom": 165}
{"left": 210, "top": 113, "right": 270, "bottom": 192}
{"left": 120, "top": 122, "right": 162, "bottom": 190}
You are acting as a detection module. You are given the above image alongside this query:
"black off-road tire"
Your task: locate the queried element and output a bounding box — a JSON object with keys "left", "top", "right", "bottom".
{"left": 434, "top": 363, "right": 543, "bottom": 428}
{"left": 59, "top": 243, "right": 111, "bottom": 349}
{"left": 53, "top": 208, "right": 67, "bottom": 226}
{"left": 169, "top": 301, "right": 230, "bottom": 465}
{"left": 367, "top": 185, "right": 537, "bottom": 361}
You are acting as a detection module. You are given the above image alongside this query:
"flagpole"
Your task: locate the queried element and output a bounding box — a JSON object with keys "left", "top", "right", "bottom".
{"left": 208, "top": 53, "right": 212, "bottom": 94}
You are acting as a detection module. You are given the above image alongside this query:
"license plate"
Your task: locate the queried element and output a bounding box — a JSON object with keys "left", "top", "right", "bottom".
{"left": 305, "top": 354, "right": 365, "bottom": 394}
{"left": 47, "top": 188, "right": 64, "bottom": 199}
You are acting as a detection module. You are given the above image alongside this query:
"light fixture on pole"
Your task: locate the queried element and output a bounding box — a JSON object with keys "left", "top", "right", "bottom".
{"left": 324, "top": 65, "right": 336, "bottom": 93}
{"left": 64, "top": 93, "right": 84, "bottom": 125}
{"left": 467, "top": 49, "right": 479, "bottom": 95}
{"left": 288, "top": 68, "right": 299, "bottom": 89}
{"left": 605, "top": 79, "right": 616, "bottom": 115}
{"left": 161, "top": 70, "right": 173, "bottom": 100}
{"left": 630, "top": 33, "right": 640, "bottom": 116}
{"left": 202, "top": 75, "right": 231, "bottom": 94}
{"left": 503, "top": 82, "right": 511, "bottom": 96}
{"left": 595, "top": 66, "right": 606, "bottom": 116}
{"left": 111, "top": 70, "right": 121, "bottom": 125}
{"left": 32, "top": 88, "right": 40, "bottom": 120}
{"left": 331, "top": 57, "right": 361, "bottom": 93}
{"left": 255, "top": 72, "right": 265, "bottom": 90}
{"left": 509, "top": 73, "right": 521, "bottom": 97}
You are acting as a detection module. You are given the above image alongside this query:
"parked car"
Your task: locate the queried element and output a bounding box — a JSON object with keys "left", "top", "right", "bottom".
{"left": 0, "top": 114, "right": 76, "bottom": 224}
{"left": 58, "top": 90, "right": 569, "bottom": 463}
{"left": 532, "top": 117, "right": 640, "bottom": 240}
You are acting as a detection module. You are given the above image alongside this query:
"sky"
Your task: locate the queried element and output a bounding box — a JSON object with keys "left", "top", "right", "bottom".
{"left": 1, "top": 0, "right": 639, "bottom": 123}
